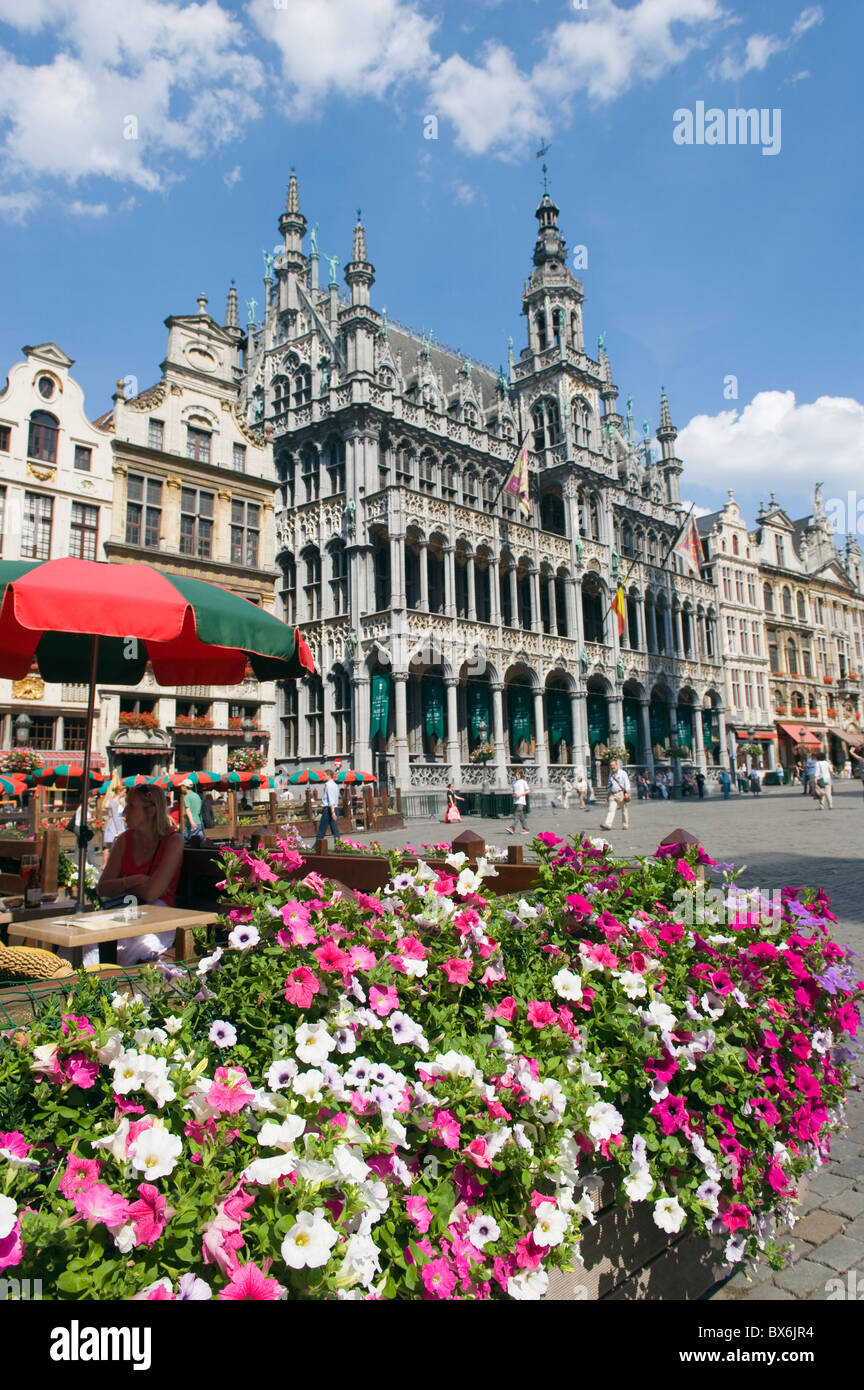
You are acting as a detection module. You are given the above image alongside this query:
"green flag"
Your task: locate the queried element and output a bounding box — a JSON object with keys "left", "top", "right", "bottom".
{"left": 423, "top": 676, "right": 445, "bottom": 742}
{"left": 369, "top": 673, "right": 391, "bottom": 741}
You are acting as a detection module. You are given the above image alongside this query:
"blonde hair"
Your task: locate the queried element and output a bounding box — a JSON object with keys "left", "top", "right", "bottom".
{"left": 101, "top": 768, "right": 124, "bottom": 814}
{"left": 126, "top": 784, "right": 171, "bottom": 838}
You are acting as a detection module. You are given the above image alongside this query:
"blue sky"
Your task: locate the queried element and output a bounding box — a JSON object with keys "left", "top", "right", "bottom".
{"left": 0, "top": 0, "right": 861, "bottom": 530}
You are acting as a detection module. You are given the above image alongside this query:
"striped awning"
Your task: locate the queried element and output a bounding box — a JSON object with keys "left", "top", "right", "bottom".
{"left": 777, "top": 723, "right": 824, "bottom": 745}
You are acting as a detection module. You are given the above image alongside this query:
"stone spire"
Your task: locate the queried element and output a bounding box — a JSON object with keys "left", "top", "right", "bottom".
{"left": 532, "top": 192, "right": 567, "bottom": 268}
{"left": 224, "top": 280, "right": 239, "bottom": 329}
{"left": 286, "top": 170, "right": 300, "bottom": 215}
{"left": 344, "top": 208, "right": 374, "bottom": 309}
{"left": 657, "top": 387, "right": 678, "bottom": 457}
{"left": 278, "top": 168, "right": 307, "bottom": 261}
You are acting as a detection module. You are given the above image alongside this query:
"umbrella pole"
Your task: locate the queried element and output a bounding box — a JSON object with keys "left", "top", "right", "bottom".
{"left": 76, "top": 636, "right": 100, "bottom": 913}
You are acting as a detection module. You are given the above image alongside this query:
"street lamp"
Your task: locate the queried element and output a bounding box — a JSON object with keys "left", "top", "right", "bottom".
{"left": 14, "top": 712, "right": 32, "bottom": 746}
{"left": 476, "top": 714, "right": 491, "bottom": 799}
{"left": 243, "top": 715, "right": 254, "bottom": 745}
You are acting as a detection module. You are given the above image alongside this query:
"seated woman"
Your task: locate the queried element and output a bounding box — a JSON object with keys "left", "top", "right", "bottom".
{"left": 98, "top": 785, "right": 184, "bottom": 966}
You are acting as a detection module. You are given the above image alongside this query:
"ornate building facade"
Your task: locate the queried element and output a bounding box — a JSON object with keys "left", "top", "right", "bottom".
{"left": 248, "top": 176, "right": 727, "bottom": 795}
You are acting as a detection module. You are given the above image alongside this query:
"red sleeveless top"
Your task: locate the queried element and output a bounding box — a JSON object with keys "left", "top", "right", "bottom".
{"left": 119, "top": 831, "right": 182, "bottom": 907}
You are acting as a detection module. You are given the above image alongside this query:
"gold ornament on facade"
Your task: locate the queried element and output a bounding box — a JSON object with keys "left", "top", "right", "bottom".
{"left": 12, "top": 676, "right": 45, "bottom": 701}
{"left": 27, "top": 463, "right": 56, "bottom": 483}
{"left": 126, "top": 381, "right": 167, "bottom": 411}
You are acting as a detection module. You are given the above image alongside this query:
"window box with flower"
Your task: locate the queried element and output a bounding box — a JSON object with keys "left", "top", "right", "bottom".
{"left": 118, "top": 711, "right": 161, "bottom": 731}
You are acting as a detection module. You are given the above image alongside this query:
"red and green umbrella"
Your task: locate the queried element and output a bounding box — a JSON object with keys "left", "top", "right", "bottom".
{"left": 0, "top": 774, "right": 27, "bottom": 799}
{"left": 285, "top": 768, "right": 326, "bottom": 784}
{"left": 0, "top": 558, "right": 315, "bottom": 908}
{"left": 335, "top": 769, "right": 377, "bottom": 784}
{"left": 28, "top": 762, "right": 104, "bottom": 788}
{"left": 167, "top": 771, "right": 285, "bottom": 792}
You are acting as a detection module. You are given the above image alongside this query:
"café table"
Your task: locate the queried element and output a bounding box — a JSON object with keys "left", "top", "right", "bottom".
{"left": 8, "top": 904, "right": 221, "bottom": 968}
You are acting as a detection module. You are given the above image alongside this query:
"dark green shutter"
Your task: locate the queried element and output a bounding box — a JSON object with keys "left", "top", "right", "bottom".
{"left": 547, "top": 689, "right": 572, "bottom": 749}
{"left": 369, "top": 673, "right": 390, "bottom": 741}
{"left": 467, "top": 683, "right": 492, "bottom": 744}
{"left": 423, "top": 676, "right": 445, "bottom": 741}
{"left": 586, "top": 693, "right": 609, "bottom": 749}
{"left": 623, "top": 697, "right": 640, "bottom": 758}
{"left": 507, "top": 686, "right": 533, "bottom": 751}
{"left": 649, "top": 699, "right": 669, "bottom": 748}
{"left": 676, "top": 706, "right": 693, "bottom": 750}
{"left": 702, "top": 709, "right": 716, "bottom": 753}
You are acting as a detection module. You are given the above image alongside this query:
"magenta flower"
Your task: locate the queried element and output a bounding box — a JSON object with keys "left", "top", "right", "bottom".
{"left": 127, "top": 1183, "right": 169, "bottom": 1248}
{"left": 675, "top": 858, "right": 696, "bottom": 882}
{"left": 431, "top": 1108, "right": 462, "bottom": 1150}
{"left": 370, "top": 984, "right": 399, "bottom": 1017}
{"left": 58, "top": 1155, "right": 101, "bottom": 1200}
{"left": 63, "top": 1054, "right": 99, "bottom": 1089}
{"left": 284, "top": 967, "right": 321, "bottom": 1009}
{"left": 314, "top": 937, "right": 352, "bottom": 973}
{"left": 565, "top": 893, "right": 594, "bottom": 918}
{"left": 492, "top": 996, "right": 517, "bottom": 1021}
{"left": 218, "top": 1261, "right": 285, "bottom": 1300}
{"left": 442, "top": 958, "right": 471, "bottom": 986}
{"left": 462, "top": 1138, "right": 493, "bottom": 1169}
{"left": 348, "top": 944, "right": 377, "bottom": 971}
{"left": 247, "top": 857, "right": 279, "bottom": 883}
{"left": 0, "top": 1219, "right": 23, "bottom": 1273}
{"left": 0, "top": 1131, "right": 31, "bottom": 1159}
{"left": 405, "top": 1195, "right": 433, "bottom": 1234}
{"left": 422, "top": 1256, "right": 457, "bottom": 1299}
{"left": 526, "top": 1000, "right": 557, "bottom": 1029}
{"left": 536, "top": 832, "right": 564, "bottom": 847}
{"left": 207, "top": 1066, "right": 255, "bottom": 1115}
{"left": 73, "top": 1182, "right": 132, "bottom": 1226}
{"left": 61, "top": 1014, "right": 95, "bottom": 1038}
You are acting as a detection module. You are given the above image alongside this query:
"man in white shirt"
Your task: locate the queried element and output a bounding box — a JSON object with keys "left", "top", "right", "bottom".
{"left": 314, "top": 769, "right": 343, "bottom": 844}
{"left": 508, "top": 774, "right": 530, "bottom": 833}
{"left": 601, "top": 759, "right": 631, "bottom": 830}
{"left": 812, "top": 752, "right": 833, "bottom": 810}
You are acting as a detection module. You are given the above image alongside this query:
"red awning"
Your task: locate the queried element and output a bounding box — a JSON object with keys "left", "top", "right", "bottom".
{"left": 777, "top": 723, "right": 823, "bottom": 745}
{"left": 39, "top": 750, "right": 105, "bottom": 770}
{"left": 825, "top": 725, "right": 864, "bottom": 747}
{"left": 735, "top": 730, "right": 776, "bottom": 740}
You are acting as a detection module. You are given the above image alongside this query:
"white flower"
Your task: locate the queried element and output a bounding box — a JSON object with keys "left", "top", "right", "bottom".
{"left": 507, "top": 1267, "right": 549, "bottom": 1300}
{"left": 588, "top": 836, "right": 611, "bottom": 851}
{"left": 294, "top": 1022, "right": 336, "bottom": 1067}
{"left": 642, "top": 999, "right": 677, "bottom": 1031}
{"left": 208, "top": 1020, "right": 237, "bottom": 1048}
{"left": 111, "top": 1048, "right": 150, "bottom": 1094}
{"left": 163, "top": 1016, "right": 183, "bottom": 1036}
{"left": 228, "top": 923, "right": 260, "bottom": 951}
{"left": 0, "top": 1194, "right": 17, "bottom": 1240}
{"left": 293, "top": 1158, "right": 338, "bottom": 1186}
{"left": 292, "top": 1069, "right": 325, "bottom": 1103}
{"left": 456, "top": 868, "right": 482, "bottom": 896}
{"left": 91, "top": 1117, "right": 131, "bottom": 1164}
{"left": 266, "top": 1058, "right": 298, "bottom": 1090}
{"left": 259, "top": 1116, "right": 306, "bottom": 1150}
{"left": 631, "top": 1134, "right": 647, "bottom": 1166}
{"left": 333, "top": 1027, "right": 357, "bottom": 1055}
{"left": 619, "top": 971, "right": 647, "bottom": 1000}
{"left": 552, "top": 968, "right": 583, "bottom": 1002}
{"left": 242, "top": 1153, "right": 298, "bottom": 1185}
{"left": 516, "top": 897, "right": 539, "bottom": 919}
{"left": 112, "top": 1223, "right": 137, "bottom": 1253}
{"left": 580, "top": 1059, "right": 605, "bottom": 1085}
{"left": 335, "top": 1232, "right": 382, "bottom": 1289}
{"left": 129, "top": 1125, "right": 183, "bottom": 1180}
{"left": 281, "top": 1209, "right": 339, "bottom": 1269}
{"left": 533, "top": 1200, "right": 568, "bottom": 1247}
{"left": 512, "top": 1123, "right": 534, "bottom": 1154}
{"left": 333, "top": 1145, "right": 369, "bottom": 1183}
{"left": 573, "top": 1190, "right": 596, "bottom": 1225}
{"left": 812, "top": 1029, "right": 833, "bottom": 1055}
{"left": 388, "top": 1011, "right": 427, "bottom": 1050}
{"left": 425, "top": 1050, "right": 477, "bottom": 1080}
{"left": 493, "top": 1025, "right": 515, "bottom": 1055}
{"left": 467, "top": 1214, "right": 500, "bottom": 1247}
{"left": 96, "top": 1029, "right": 125, "bottom": 1065}
{"left": 197, "top": 947, "right": 223, "bottom": 976}
{"left": 695, "top": 1180, "right": 721, "bottom": 1213}
{"left": 725, "top": 1231, "right": 747, "bottom": 1263}
{"left": 533, "top": 1077, "right": 566, "bottom": 1121}
{"left": 445, "top": 851, "right": 468, "bottom": 870}
{"left": 653, "top": 1194, "right": 686, "bottom": 1234}
{"left": 586, "top": 1101, "right": 623, "bottom": 1143}
{"left": 403, "top": 956, "right": 428, "bottom": 978}
{"left": 700, "top": 991, "right": 725, "bottom": 1020}
{"left": 141, "top": 1056, "right": 176, "bottom": 1108}
{"left": 623, "top": 1165, "right": 654, "bottom": 1202}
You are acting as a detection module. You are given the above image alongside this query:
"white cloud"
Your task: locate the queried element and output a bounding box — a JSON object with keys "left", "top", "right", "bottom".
{"left": 223, "top": 164, "right": 243, "bottom": 188}
{"left": 785, "top": 69, "right": 810, "bottom": 84}
{"left": 711, "top": 4, "right": 822, "bottom": 81}
{"left": 68, "top": 199, "right": 109, "bottom": 216}
{"left": 678, "top": 392, "right": 864, "bottom": 506}
{"left": 250, "top": 0, "right": 437, "bottom": 113}
{"left": 428, "top": 42, "right": 545, "bottom": 156}
{"left": 0, "top": 0, "right": 266, "bottom": 199}
{"left": 0, "top": 190, "right": 39, "bottom": 222}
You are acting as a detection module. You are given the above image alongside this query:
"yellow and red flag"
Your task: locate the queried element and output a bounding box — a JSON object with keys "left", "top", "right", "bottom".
{"left": 504, "top": 443, "right": 531, "bottom": 519}
{"left": 613, "top": 586, "right": 626, "bottom": 639}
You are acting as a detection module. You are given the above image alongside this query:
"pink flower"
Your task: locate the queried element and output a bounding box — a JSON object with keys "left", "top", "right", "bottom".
{"left": 492, "top": 996, "right": 517, "bottom": 1021}
{"left": 675, "top": 858, "right": 696, "bottom": 882}
{"left": 273, "top": 843, "right": 305, "bottom": 872}
{"left": 63, "top": 1053, "right": 99, "bottom": 1089}
{"left": 146, "top": 1283, "right": 175, "bottom": 1300}
{"left": 400, "top": 935, "right": 428, "bottom": 960}
{"left": 370, "top": 984, "right": 400, "bottom": 1016}
{"left": 762, "top": 1029, "right": 781, "bottom": 1050}
{"left": 645, "top": 1050, "right": 679, "bottom": 1085}
{"left": 73, "top": 1182, "right": 132, "bottom": 1226}
{"left": 659, "top": 922, "right": 684, "bottom": 944}
{"left": 793, "top": 1065, "right": 821, "bottom": 1099}
{"left": 202, "top": 1184, "right": 255, "bottom": 1277}
{"left": 349, "top": 944, "right": 377, "bottom": 971}
{"left": 61, "top": 1014, "right": 94, "bottom": 1038}
{"left": 766, "top": 1162, "right": 789, "bottom": 1193}
{"left": 405, "top": 1195, "right": 433, "bottom": 1234}
{"left": 314, "top": 938, "right": 352, "bottom": 973}
{"left": 462, "top": 1138, "right": 493, "bottom": 1169}
{"left": 526, "top": 1000, "right": 557, "bottom": 1029}
{"left": 0, "top": 1131, "right": 31, "bottom": 1159}
{"left": 218, "top": 1261, "right": 285, "bottom": 1300}
{"left": 207, "top": 1066, "right": 255, "bottom": 1115}
{"left": 58, "top": 1155, "right": 101, "bottom": 1200}
{"left": 422, "top": 1256, "right": 457, "bottom": 1299}
{"left": 536, "top": 832, "right": 564, "bottom": 847}
{"left": 624, "top": 951, "right": 649, "bottom": 975}
{"left": 284, "top": 966, "right": 321, "bottom": 1009}
{"left": 580, "top": 942, "right": 619, "bottom": 970}
{"left": 301, "top": 871, "right": 326, "bottom": 894}
{"left": 280, "top": 899, "right": 311, "bottom": 929}
{"left": 432, "top": 1108, "right": 462, "bottom": 1150}
{"left": 127, "top": 1183, "right": 169, "bottom": 1248}
{"left": 247, "top": 856, "right": 279, "bottom": 883}
{"left": 354, "top": 891, "right": 384, "bottom": 916}
{"left": 0, "top": 1220, "right": 23, "bottom": 1274}
{"left": 114, "top": 1094, "right": 145, "bottom": 1115}
{"left": 565, "top": 893, "right": 593, "bottom": 918}
{"left": 442, "top": 958, "right": 471, "bottom": 986}
{"left": 720, "top": 1202, "right": 751, "bottom": 1232}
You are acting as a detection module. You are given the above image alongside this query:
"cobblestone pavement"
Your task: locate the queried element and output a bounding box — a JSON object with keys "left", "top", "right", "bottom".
{"left": 361, "top": 778, "right": 864, "bottom": 1301}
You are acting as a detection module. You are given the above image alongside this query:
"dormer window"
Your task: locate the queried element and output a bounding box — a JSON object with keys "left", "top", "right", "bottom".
{"left": 28, "top": 411, "right": 58, "bottom": 463}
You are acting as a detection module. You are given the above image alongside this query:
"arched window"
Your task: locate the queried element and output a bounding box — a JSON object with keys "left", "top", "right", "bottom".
{"left": 483, "top": 473, "right": 497, "bottom": 510}
{"left": 378, "top": 431, "right": 391, "bottom": 490}
{"left": 463, "top": 469, "right": 478, "bottom": 508}
{"left": 571, "top": 397, "right": 592, "bottom": 449}
{"left": 441, "top": 456, "right": 456, "bottom": 497}
{"left": 378, "top": 366, "right": 394, "bottom": 390}
{"left": 763, "top": 583, "right": 774, "bottom": 612}
{"left": 540, "top": 489, "right": 566, "bottom": 536}
{"left": 796, "top": 590, "right": 807, "bottom": 621}
{"left": 292, "top": 367, "right": 311, "bottom": 408}
{"left": 463, "top": 401, "right": 478, "bottom": 428}
{"left": 621, "top": 523, "right": 634, "bottom": 558}
{"left": 329, "top": 544, "right": 349, "bottom": 615}
{"left": 305, "top": 675, "right": 324, "bottom": 757}
{"left": 782, "top": 586, "right": 793, "bottom": 618}
{"left": 28, "top": 411, "right": 58, "bottom": 463}
{"left": 302, "top": 549, "right": 321, "bottom": 621}
{"left": 531, "top": 397, "right": 561, "bottom": 452}
{"left": 300, "top": 445, "right": 319, "bottom": 503}
{"left": 419, "top": 451, "right": 436, "bottom": 494}
{"left": 535, "top": 311, "right": 548, "bottom": 351}
{"left": 786, "top": 640, "right": 798, "bottom": 675}
{"left": 732, "top": 534, "right": 739, "bottom": 555}
{"left": 647, "top": 531, "right": 658, "bottom": 565}
{"left": 581, "top": 576, "right": 605, "bottom": 644}
{"left": 332, "top": 667, "right": 352, "bottom": 753}
{"left": 395, "top": 440, "right": 414, "bottom": 486}
{"left": 272, "top": 376, "right": 290, "bottom": 416}
{"left": 324, "top": 437, "right": 345, "bottom": 494}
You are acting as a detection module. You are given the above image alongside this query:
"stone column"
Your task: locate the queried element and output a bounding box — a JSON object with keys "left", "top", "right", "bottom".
{"left": 533, "top": 686, "right": 550, "bottom": 784}
{"left": 390, "top": 532, "right": 406, "bottom": 610}
{"left": 529, "top": 570, "right": 541, "bottom": 632}
{"left": 488, "top": 558, "right": 501, "bottom": 627}
{"left": 444, "top": 547, "right": 456, "bottom": 620}
{"left": 322, "top": 671, "right": 335, "bottom": 756}
{"left": 639, "top": 699, "right": 655, "bottom": 777}
{"left": 418, "top": 540, "right": 429, "bottom": 610}
{"left": 163, "top": 477, "right": 182, "bottom": 551}
{"left": 351, "top": 669, "right": 371, "bottom": 771}
{"left": 668, "top": 699, "right": 680, "bottom": 791}
{"left": 608, "top": 692, "right": 624, "bottom": 755}
{"left": 766, "top": 736, "right": 777, "bottom": 770}
{"left": 693, "top": 702, "right": 706, "bottom": 773}
{"left": 570, "top": 690, "right": 588, "bottom": 770}
{"left": 716, "top": 705, "right": 729, "bottom": 768}
{"left": 673, "top": 607, "right": 684, "bottom": 655}
{"left": 664, "top": 603, "right": 675, "bottom": 656}
{"left": 491, "top": 681, "right": 507, "bottom": 786}
{"left": 508, "top": 567, "right": 518, "bottom": 629}
{"left": 445, "top": 677, "right": 460, "bottom": 775}
{"left": 393, "top": 671, "right": 410, "bottom": 787}
{"left": 646, "top": 600, "right": 657, "bottom": 653}
{"left": 466, "top": 553, "right": 477, "bottom": 622}
{"left": 566, "top": 578, "right": 580, "bottom": 645}
{"left": 546, "top": 575, "right": 558, "bottom": 637}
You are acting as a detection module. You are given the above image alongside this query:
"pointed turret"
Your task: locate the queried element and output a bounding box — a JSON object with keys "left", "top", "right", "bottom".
{"left": 276, "top": 168, "right": 308, "bottom": 314}
{"left": 657, "top": 387, "right": 678, "bottom": 457}
{"left": 224, "top": 281, "right": 239, "bottom": 330}
{"left": 533, "top": 193, "right": 567, "bottom": 269}
{"left": 344, "top": 209, "right": 374, "bottom": 308}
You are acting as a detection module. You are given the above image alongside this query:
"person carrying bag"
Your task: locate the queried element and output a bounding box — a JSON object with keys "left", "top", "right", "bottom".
{"left": 601, "top": 759, "right": 631, "bottom": 831}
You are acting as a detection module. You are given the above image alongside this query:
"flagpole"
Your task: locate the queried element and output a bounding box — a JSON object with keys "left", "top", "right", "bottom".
{"left": 603, "top": 503, "right": 696, "bottom": 620}
{"left": 492, "top": 427, "right": 533, "bottom": 511}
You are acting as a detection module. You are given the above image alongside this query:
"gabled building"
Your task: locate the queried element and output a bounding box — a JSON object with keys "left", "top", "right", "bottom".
{"left": 246, "top": 175, "right": 726, "bottom": 798}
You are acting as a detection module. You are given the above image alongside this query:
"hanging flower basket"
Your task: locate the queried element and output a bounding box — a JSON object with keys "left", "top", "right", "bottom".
{"left": 469, "top": 740, "right": 495, "bottom": 764}
{"left": 228, "top": 747, "right": 267, "bottom": 772}
{"left": 1, "top": 748, "right": 43, "bottom": 775}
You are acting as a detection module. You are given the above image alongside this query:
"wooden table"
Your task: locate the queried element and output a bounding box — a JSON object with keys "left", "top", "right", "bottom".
{"left": 8, "top": 904, "right": 221, "bottom": 967}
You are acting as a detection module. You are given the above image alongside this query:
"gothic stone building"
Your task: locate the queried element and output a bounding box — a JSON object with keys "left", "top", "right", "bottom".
{"left": 245, "top": 175, "right": 726, "bottom": 798}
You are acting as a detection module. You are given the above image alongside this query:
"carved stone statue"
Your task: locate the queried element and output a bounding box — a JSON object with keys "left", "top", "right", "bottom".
{"left": 326, "top": 254, "right": 340, "bottom": 285}
{"left": 580, "top": 648, "right": 589, "bottom": 674}
{"left": 246, "top": 297, "right": 257, "bottom": 323}
{"left": 310, "top": 224, "right": 319, "bottom": 256}
{"left": 262, "top": 250, "right": 274, "bottom": 279}
{"left": 617, "top": 657, "right": 625, "bottom": 680}
{"left": 575, "top": 537, "right": 584, "bottom": 565}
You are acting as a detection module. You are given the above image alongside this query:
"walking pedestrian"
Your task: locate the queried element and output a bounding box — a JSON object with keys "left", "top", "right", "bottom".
{"left": 749, "top": 767, "right": 762, "bottom": 796}
{"left": 851, "top": 746, "right": 864, "bottom": 800}
{"left": 695, "top": 770, "right": 706, "bottom": 799}
{"left": 718, "top": 767, "right": 731, "bottom": 800}
{"left": 801, "top": 754, "right": 816, "bottom": 796}
{"left": 444, "top": 783, "right": 464, "bottom": 823}
{"left": 573, "top": 768, "right": 588, "bottom": 810}
{"left": 100, "top": 770, "right": 126, "bottom": 868}
{"left": 507, "top": 772, "right": 530, "bottom": 834}
{"left": 181, "top": 779, "right": 204, "bottom": 843}
{"left": 314, "top": 769, "right": 343, "bottom": 845}
{"left": 601, "top": 759, "right": 631, "bottom": 831}
{"left": 812, "top": 751, "right": 834, "bottom": 810}
{"left": 559, "top": 776, "right": 572, "bottom": 811}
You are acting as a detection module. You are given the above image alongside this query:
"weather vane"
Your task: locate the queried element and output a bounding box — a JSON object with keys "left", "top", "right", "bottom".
{"left": 536, "top": 140, "right": 552, "bottom": 194}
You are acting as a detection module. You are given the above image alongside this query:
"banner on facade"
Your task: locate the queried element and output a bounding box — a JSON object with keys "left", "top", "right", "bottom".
{"left": 507, "top": 685, "right": 533, "bottom": 750}
{"left": 504, "top": 444, "right": 531, "bottom": 520}
{"left": 586, "top": 693, "right": 609, "bottom": 750}
{"left": 369, "top": 673, "right": 391, "bottom": 742}
{"left": 676, "top": 708, "right": 693, "bottom": 750}
{"left": 547, "top": 689, "right": 572, "bottom": 751}
{"left": 467, "top": 683, "right": 492, "bottom": 744}
{"left": 422, "top": 676, "right": 445, "bottom": 742}
{"left": 673, "top": 515, "right": 704, "bottom": 576}
{"left": 613, "top": 586, "right": 626, "bottom": 638}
